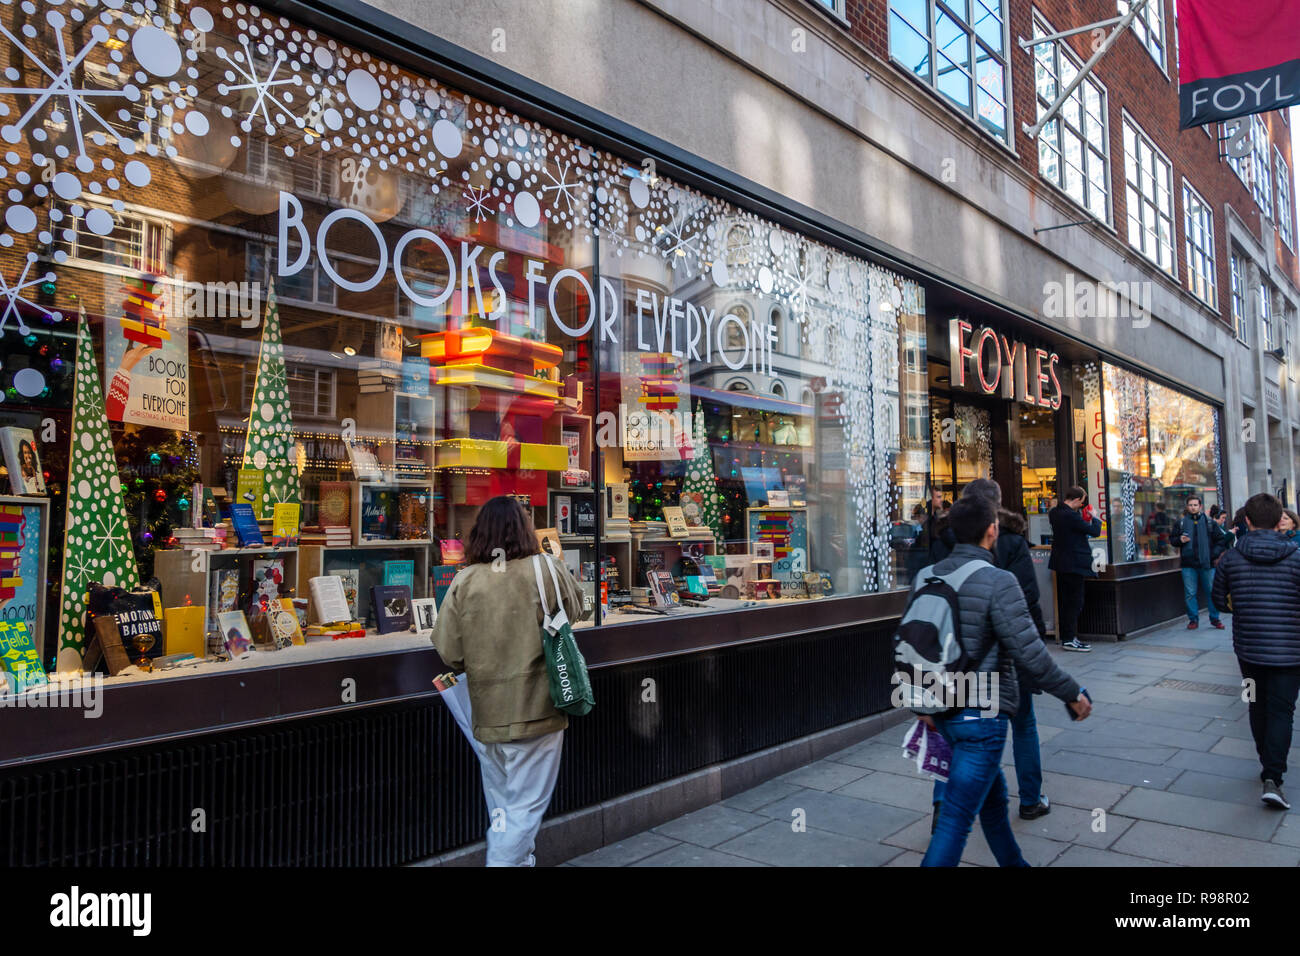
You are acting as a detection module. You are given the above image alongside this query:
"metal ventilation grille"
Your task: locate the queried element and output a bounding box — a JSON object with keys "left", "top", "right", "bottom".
{"left": 1, "top": 622, "right": 893, "bottom": 866}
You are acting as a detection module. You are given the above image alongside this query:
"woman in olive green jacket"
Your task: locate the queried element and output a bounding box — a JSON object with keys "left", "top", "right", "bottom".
{"left": 432, "top": 495, "right": 583, "bottom": 866}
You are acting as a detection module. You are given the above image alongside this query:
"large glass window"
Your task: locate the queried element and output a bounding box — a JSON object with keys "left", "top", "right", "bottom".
{"left": 1230, "top": 252, "right": 1249, "bottom": 343}
{"left": 1276, "top": 148, "right": 1294, "bottom": 250}
{"left": 888, "top": 0, "right": 1010, "bottom": 142}
{"left": 1118, "top": 0, "right": 1165, "bottom": 69}
{"left": 1033, "top": 14, "right": 1110, "bottom": 222}
{"left": 0, "top": 0, "right": 929, "bottom": 689}
{"left": 1100, "top": 363, "right": 1220, "bottom": 564}
{"left": 1226, "top": 115, "right": 1274, "bottom": 216}
{"left": 1122, "top": 115, "right": 1175, "bottom": 274}
{"left": 1182, "top": 180, "right": 1216, "bottom": 308}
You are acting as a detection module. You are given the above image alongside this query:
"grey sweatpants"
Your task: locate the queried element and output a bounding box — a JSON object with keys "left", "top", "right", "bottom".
{"left": 477, "top": 728, "right": 565, "bottom": 866}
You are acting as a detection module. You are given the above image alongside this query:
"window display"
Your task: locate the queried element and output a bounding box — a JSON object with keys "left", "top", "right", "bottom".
{"left": 0, "top": 0, "right": 929, "bottom": 688}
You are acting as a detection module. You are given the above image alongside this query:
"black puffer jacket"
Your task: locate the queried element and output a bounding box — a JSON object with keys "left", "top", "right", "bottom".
{"left": 1049, "top": 504, "right": 1102, "bottom": 576}
{"left": 1212, "top": 531, "right": 1300, "bottom": 666}
{"left": 930, "top": 544, "right": 1081, "bottom": 716}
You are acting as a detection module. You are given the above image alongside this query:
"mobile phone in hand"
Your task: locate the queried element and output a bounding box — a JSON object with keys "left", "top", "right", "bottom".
{"left": 1067, "top": 688, "right": 1092, "bottom": 720}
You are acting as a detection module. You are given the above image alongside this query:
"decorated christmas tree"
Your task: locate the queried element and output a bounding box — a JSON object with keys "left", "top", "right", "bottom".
{"left": 56, "top": 313, "right": 141, "bottom": 672}
{"left": 242, "top": 279, "right": 300, "bottom": 515}
{"left": 680, "top": 400, "right": 723, "bottom": 545}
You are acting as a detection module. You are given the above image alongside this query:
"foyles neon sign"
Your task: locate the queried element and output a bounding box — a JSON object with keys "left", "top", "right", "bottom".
{"left": 948, "top": 319, "right": 1062, "bottom": 410}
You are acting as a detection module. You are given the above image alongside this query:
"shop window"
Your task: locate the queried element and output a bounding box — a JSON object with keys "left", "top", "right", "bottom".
{"left": 1181, "top": 180, "right": 1216, "bottom": 308}
{"left": 1118, "top": 0, "right": 1165, "bottom": 69}
{"left": 243, "top": 364, "right": 337, "bottom": 421}
{"left": 1121, "top": 114, "right": 1175, "bottom": 275}
{"left": 888, "top": 0, "right": 1010, "bottom": 142}
{"left": 1032, "top": 13, "right": 1110, "bottom": 222}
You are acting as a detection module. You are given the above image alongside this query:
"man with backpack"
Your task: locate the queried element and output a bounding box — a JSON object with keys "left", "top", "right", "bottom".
{"left": 1212, "top": 493, "right": 1300, "bottom": 809}
{"left": 1177, "top": 494, "right": 1227, "bottom": 629}
{"left": 902, "top": 495, "right": 1092, "bottom": 867}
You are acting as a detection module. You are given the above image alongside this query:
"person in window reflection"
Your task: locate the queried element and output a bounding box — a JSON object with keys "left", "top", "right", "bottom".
{"left": 919, "top": 487, "right": 953, "bottom": 564}
{"left": 1049, "top": 487, "right": 1102, "bottom": 652}
{"left": 431, "top": 495, "right": 583, "bottom": 867}
{"left": 1145, "top": 500, "right": 1172, "bottom": 555}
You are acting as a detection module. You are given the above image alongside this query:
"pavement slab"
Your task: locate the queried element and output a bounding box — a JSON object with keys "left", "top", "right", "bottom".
{"left": 561, "top": 617, "right": 1298, "bottom": 866}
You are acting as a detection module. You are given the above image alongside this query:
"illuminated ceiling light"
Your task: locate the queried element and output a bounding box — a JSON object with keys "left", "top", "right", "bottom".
{"left": 343, "top": 346, "right": 356, "bottom": 356}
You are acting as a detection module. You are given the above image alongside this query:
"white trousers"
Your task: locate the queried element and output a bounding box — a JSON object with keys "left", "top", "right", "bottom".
{"left": 477, "top": 729, "right": 565, "bottom": 867}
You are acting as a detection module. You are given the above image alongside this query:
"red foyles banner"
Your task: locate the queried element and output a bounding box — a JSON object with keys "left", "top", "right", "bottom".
{"left": 1178, "top": 0, "right": 1300, "bottom": 128}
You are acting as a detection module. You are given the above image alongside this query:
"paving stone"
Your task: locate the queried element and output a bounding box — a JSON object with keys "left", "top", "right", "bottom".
{"left": 650, "top": 804, "right": 769, "bottom": 848}
{"left": 1113, "top": 787, "right": 1283, "bottom": 841}
{"left": 1204, "top": 718, "right": 1257, "bottom": 741}
{"left": 775, "top": 759, "right": 871, "bottom": 791}
{"left": 1073, "top": 717, "right": 1222, "bottom": 751}
{"left": 1007, "top": 770, "right": 1133, "bottom": 811}
{"left": 1208, "top": 735, "right": 1300, "bottom": 764}
{"left": 1044, "top": 730, "right": 1178, "bottom": 765}
{"left": 1046, "top": 751, "right": 1181, "bottom": 789}
{"left": 1011, "top": 802, "right": 1135, "bottom": 849}
{"left": 631, "top": 843, "right": 769, "bottom": 867}
{"left": 1267, "top": 819, "right": 1300, "bottom": 847}
{"left": 1166, "top": 748, "right": 1267, "bottom": 779}
{"left": 834, "top": 768, "right": 936, "bottom": 810}
{"left": 825, "top": 741, "right": 913, "bottom": 773}
{"left": 1049, "top": 845, "right": 1179, "bottom": 866}
{"left": 1086, "top": 703, "right": 1213, "bottom": 732}
{"left": 754, "top": 787, "right": 922, "bottom": 841}
{"left": 882, "top": 816, "right": 1070, "bottom": 867}
{"left": 1134, "top": 694, "right": 1245, "bottom": 718}
{"left": 568, "top": 831, "right": 679, "bottom": 867}
{"left": 1112, "top": 821, "right": 1300, "bottom": 866}
{"left": 715, "top": 819, "right": 900, "bottom": 866}
{"left": 721, "top": 778, "right": 803, "bottom": 812}
{"left": 1168, "top": 770, "right": 1295, "bottom": 812}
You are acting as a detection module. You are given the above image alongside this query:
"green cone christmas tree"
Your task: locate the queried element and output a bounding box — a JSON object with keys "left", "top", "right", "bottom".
{"left": 680, "top": 400, "right": 723, "bottom": 546}
{"left": 242, "top": 279, "right": 300, "bottom": 515}
{"left": 56, "top": 312, "right": 141, "bottom": 672}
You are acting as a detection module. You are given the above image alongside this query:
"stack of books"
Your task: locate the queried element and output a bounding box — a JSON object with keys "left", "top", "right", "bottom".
{"left": 173, "top": 527, "right": 226, "bottom": 551}
{"left": 604, "top": 516, "right": 630, "bottom": 540}
{"left": 358, "top": 359, "right": 400, "bottom": 394}
{"left": 630, "top": 519, "right": 667, "bottom": 539}
{"left": 300, "top": 524, "right": 352, "bottom": 547}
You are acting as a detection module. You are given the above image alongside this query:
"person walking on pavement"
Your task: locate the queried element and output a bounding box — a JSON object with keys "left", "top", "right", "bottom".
{"left": 919, "top": 495, "right": 1091, "bottom": 867}
{"left": 1176, "top": 494, "right": 1227, "bottom": 630}
{"left": 1212, "top": 493, "right": 1300, "bottom": 809}
{"left": 1049, "top": 486, "right": 1102, "bottom": 652}
{"left": 1212, "top": 507, "right": 1235, "bottom": 559}
{"left": 432, "top": 495, "right": 584, "bottom": 866}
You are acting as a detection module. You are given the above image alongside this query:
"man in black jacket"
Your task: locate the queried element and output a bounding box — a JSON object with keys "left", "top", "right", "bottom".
{"left": 919, "top": 495, "right": 1091, "bottom": 866}
{"left": 1213, "top": 493, "right": 1300, "bottom": 809}
{"left": 1177, "top": 494, "right": 1227, "bottom": 630}
{"left": 1049, "top": 486, "right": 1103, "bottom": 652}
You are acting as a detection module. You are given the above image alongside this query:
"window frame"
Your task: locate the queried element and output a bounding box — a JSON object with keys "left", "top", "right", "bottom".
{"left": 886, "top": 0, "right": 1014, "bottom": 145}
{"left": 1181, "top": 178, "right": 1217, "bottom": 308}
{"left": 1031, "top": 10, "right": 1112, "bottom": 224}
{"left": 1118, "top": 0, "right": 1166, "bottom": 71}
{"left": 1121, "top": 112, "right": 1177, "bottom": 275}
{"left": 1230, "top": 252, "right": 1249, "bottom": 345}
{"left": 1275, "top": 146, "right": 1294, "bottom": 250}
{"left": 54, "top": 200, "right": 171, "bottom": 275}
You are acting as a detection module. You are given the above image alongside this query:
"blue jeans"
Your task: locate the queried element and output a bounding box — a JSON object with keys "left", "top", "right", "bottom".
{"left": 1181, "top": 566, "right": 1219, "bottom": 623}
{"left": 931, "top": 695, "right": 1042, "bottom": 809}
{"left": 922, "top": 709, "right": 1029, "bottom": 867}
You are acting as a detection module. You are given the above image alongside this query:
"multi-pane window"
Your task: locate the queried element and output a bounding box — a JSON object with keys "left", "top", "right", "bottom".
{"left": 1276, "top": 147, "right": 1294, "bottom": 249}
{"left": 1226, "top": 115, "right": 1273, "bottom": 215}
{"left": 245, "top": 132, "right": 335, "bottom": 198}
{"left": 1230, "top": 253, "right": 1248, "bottom": 343}
{"left": 54, "top": 202, "right": 170, "bottom": 274}
{"left": 243, "top": 364, "right": 336, "bottom": 419}
{"left": 246, "top": 241, "right": 336, "bottom": 306}
{"left": 1033, "top": 14, "right": 1109, "bottom": 221}
{"left": 1122, "top": 115, "right": 1175, "bottom": 274}
{"left": 1260, "top": 285, "right": 1276, "bottom": 353}
{"left": 888, "top": 0, "right": 1011, "bottom": 142}
{"left": 1182, "top": 181, "right": 1216, "bottom": 307}
{"left": 1118, "top": 0, "right": 1165, "bottom": 69}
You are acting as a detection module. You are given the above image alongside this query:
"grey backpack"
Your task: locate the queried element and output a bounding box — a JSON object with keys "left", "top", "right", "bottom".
{"left": 892, "top": 561, "right": 985, "bottom": 714}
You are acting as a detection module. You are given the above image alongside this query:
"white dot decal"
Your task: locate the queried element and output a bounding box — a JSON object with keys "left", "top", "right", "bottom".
{"left": 432, "top": 119, "right": 461, "bottom": 158}
{"left": 261, "top": 402, "right": 274, "bottom": 421}
{"left": 85, "top": 208, "right": 113, "bottom": 236}
{"left": 253, "top": 449, "right": 268, "bottom": 469}
{"left": 5, "top": 205, "right": 35, "bottom": 233}
{"left": 77, "top": 479, "right": 91, "bottom": 499}
{"left": 133, "top": 26, "right": 182, "bottom": 77}
{"left": 345, "top": 68, "right": 381, "bottom": 111}
{"left": 190, "top": 7, "right": 214, "bottom": 33}
{"left": 52, "top": 171, "right": 81, "bottom": 200}
{"left": 13, "top": 367, "right": 43, "bottom": 396}
{"left": 514, "top": 191, "right": 540, "bottom": 228}
{"left": 80, "top": 432, "right": 94, "bottom": 451}
{"left": 629, "top": 177, "right": 650, "bottom": 208}
{"left": 123, "top": 160, "right": 150, "bottom": 187}
{"left": 758, "top": 266, "right": 774, "bottom": 294}
{"left": 314, "top": 47, "right": 334, "bottom": 70}
{"left": 184, "top": 111, "right": 209, "bottom": 136}
{"left": 711, "top": 259, "right": 730, "bottom": 288}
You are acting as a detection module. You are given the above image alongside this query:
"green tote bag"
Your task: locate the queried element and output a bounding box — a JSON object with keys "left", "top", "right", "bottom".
{"left": 533, "top": 554, "right": 595, "bottom": 717}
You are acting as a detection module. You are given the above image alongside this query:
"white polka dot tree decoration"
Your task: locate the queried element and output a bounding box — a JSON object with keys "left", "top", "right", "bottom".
{"left": 241, "top": 278, "right": 300, "bottom": 516}
{"left": 55, "top": 310, "right": 140, "bottom": 673}
{"left": 680, "top": 400, "right": 724, "bottom": 547}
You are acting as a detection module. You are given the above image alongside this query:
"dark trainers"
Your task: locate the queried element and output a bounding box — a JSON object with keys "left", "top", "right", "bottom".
{"left": 1019, "top": 797, "right": 1051, "bottom": 820}
{"left": 1061, "top": 638, "right": 1092, "bottom": 652}
{"left": 1211, "top": 620, "right": 1225, "bottom": 629}
{"left": 1187, "top": 620, "right": 1199, "bottom": 629}
{"left": 1262, "top": 780, "right": 1290, "bottom": 809}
